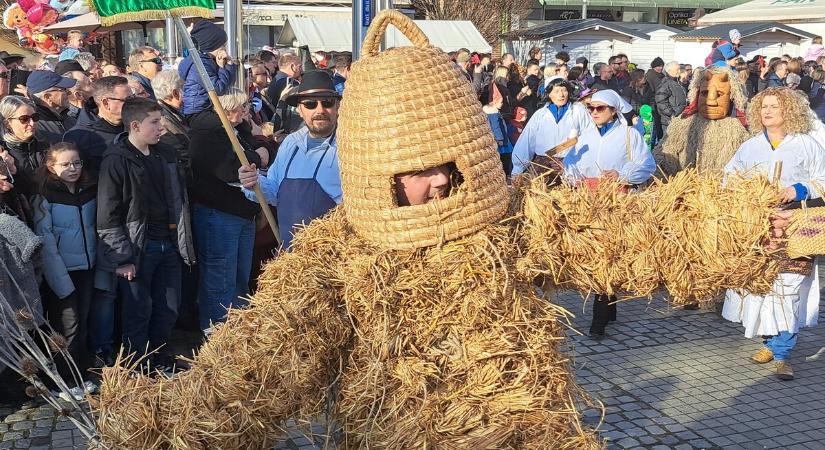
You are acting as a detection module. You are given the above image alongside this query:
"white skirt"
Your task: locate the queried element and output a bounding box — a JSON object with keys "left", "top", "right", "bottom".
{"left": 722, "top": 263, "right": 821, "bottom": 338}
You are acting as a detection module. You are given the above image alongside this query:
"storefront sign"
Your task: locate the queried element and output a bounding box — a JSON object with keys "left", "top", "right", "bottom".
{"left": 544, "top": 9, "right": 614, "bottom": 21}
{"left": 666, "top": 9, "right": 718, "bottom": 27}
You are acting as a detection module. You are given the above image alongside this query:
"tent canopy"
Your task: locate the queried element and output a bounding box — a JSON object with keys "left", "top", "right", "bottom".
{"left": 503, "top": 19, "right": 650, "bottom": 41}
{"left": 277, "top": 16, "right": 491, "bottom": 53}
{"left": 698, "top": 0, "right": 825, "bottom": 25}
{"left": 673, "top": 22, "right": 815, "bottom": 41}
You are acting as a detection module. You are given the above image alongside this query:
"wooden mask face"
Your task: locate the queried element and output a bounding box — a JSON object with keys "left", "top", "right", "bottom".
{"left": 698, "top": 71, "right": 732, "bottom": 120}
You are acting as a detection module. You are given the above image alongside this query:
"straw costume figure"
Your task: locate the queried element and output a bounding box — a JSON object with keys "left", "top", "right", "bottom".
{"left": 95, "top": 12, "right": 601, "bottom": 449}
{"left": 654, "top": 65, "right": 750, "bottom": 176}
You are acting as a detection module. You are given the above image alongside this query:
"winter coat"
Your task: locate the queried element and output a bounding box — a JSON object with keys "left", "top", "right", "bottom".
{"left": 132, "top": 72, "right": 156, "bottom": 100}
{"left": 178, "top": 51, "right": 237, "bottom": 115}
{"left": 62, "top": 98, "right": 125, "bottom": 173}
{"left": 655, "top": 76, "right": 688, "bottom": 126}
{"left": 0, "top": 213, "right": 44, "bottom": 363}
{"left": 33, "top": 99, "right": 75, "bottom": 145}
{"left": 332, "top": 72, "right": 347, "bottom": 95}
{"left": 188, "top": 111, "right": 263, "bottom": 220}
{"left": 621, "top": 83, "right": 655, "bottom": 118}
{"left": 805, "top": 44, "right": 825, "bottom": 62}
{"left": 157, "top": 100, "right": 191, "bottom": 184}
{"left": 32, "top": 179, "right": 96, "bottom": 299}
{"left": 810, "top": 82, "right": 825, "bottom": 123}
{"left": 765, "top": 72, "right": 785, "bottom": 88}
{"left": 97, "top": 135, "right": 195, "bottom": 273}
{"left": 1, "top": 137, "right": 49, "bottom": 197}
{"left": 266, "top": 71, "right": 304, "bottom": 133}
{"left": 644, "top": 69, "right": 665, "bottom": 96}
{"left": 746, "top": 73, "right": 760, "bottom": 99}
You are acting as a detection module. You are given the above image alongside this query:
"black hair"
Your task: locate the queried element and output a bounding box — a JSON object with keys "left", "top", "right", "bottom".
{"left": 555, "top": 51, "right": 570, "bottom": 63}
{"left": 92, "top": 76, "right": 128, "bottom": 102}
{"left": 122, "top": 97, "right": 161, "bottom": 130}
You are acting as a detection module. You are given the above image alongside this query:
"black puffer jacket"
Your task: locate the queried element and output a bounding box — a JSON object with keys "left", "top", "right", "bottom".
{"left": 62, "top": 98, "right": 124, "bottom": 174}
{"left": 655, "top": 76, "right": 688, "bottom": 126}
{"left": 2, "top": 137, "right": 49, "bottom": 196}
{"left": 96, "top": 135, "right": 195, "bottom": 272}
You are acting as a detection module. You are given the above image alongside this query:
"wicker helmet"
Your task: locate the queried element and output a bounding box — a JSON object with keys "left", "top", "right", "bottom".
{"left": 337, "top": 10, "right": 508, "bottom": 251}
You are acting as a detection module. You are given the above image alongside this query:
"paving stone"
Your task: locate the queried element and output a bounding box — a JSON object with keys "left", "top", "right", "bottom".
{"left": 9, "top": 422, "right": 31, "bottom": 431}
{"left": 11, "top": 439, "right": 30, "bottom": 448}
{"left": 644, "top": 425, "right": 665, "bottom": 435}
{"left": 616, "top": 437, "right": 639, "bottom": 448}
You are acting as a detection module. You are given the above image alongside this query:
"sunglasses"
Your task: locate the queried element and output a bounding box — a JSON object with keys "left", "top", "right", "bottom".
{"left": 141, "top": 57, "right": 163, "bottom": 65}
{"left": 9, "top": 113, "right": 40, "bottom": 124}
{"left": 299, "top": 99, "right": 336, "bottom": 109}
{"left": 587, "top": 105, "right": 611, "bottom": 113}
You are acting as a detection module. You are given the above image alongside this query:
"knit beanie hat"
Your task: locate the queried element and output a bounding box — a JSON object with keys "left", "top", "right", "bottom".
{"left": 729, "top": 29, "right": 742, "bottom": 42}
{"left": 651, "top": 57, "right": 665, "bottom": 68}
{"left": 191, "top": 20, "right": 227, "bottom": 53}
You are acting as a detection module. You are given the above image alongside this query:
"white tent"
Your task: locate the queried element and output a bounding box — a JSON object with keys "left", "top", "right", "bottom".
{"left": 277, "top": 16, "right": 491, "bottom": 53}
{"left": 699, "top": 0, "right": 825, "bottom": 25}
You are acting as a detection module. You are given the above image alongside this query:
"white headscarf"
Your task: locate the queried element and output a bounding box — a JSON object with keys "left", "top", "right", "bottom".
{"left": 590, "top": 89, "right": 632, "bottom": 124}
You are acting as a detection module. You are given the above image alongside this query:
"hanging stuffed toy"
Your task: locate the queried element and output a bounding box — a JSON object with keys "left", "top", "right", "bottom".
{"left": 3, "top": 3, "right": 35, "bottom": 47}
{"left": 2, "top": 2, "right": 62, "bottom": 54}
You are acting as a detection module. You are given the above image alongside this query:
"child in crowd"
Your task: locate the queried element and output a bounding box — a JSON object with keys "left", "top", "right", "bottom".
{"left": 178, "top": 20, "right": 238, "bottom": 117}
{"left": 96, "top": 97, "right": 194, "bottom": 373}
{"left": 59, "top": 30, "right": 84, "bottom": 62}
{"left": 483, "top": 86, "right": 514, "bottom": 177}
{"left": 32, "top": 142, "right": 97, "bottom": 400}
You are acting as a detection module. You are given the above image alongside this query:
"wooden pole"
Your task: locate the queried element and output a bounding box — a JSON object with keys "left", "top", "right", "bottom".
{"left": 171, "top": 16, "right": 280, "bottom": 243}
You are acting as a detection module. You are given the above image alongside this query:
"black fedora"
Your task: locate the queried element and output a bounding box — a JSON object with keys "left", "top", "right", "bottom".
{"left": 0, "top": 51, "right": 25, "bottom": 66}
{"left": 285, "top": 70, "right": 341, "bottom": 107}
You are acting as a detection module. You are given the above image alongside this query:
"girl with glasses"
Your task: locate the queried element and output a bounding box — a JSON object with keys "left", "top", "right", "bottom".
{"left": 32, "top": 142, "right": 98, "bottom": 400}
{"left": 561, "top": 89, "right": 656, "bottom": 339}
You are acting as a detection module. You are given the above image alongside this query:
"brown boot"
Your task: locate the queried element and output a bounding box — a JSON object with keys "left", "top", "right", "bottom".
{"left": 775, "top": 361, "right": 794, "bottom": 380}
{"left": 751, "top": 347, "right": 774, "bottom": 364}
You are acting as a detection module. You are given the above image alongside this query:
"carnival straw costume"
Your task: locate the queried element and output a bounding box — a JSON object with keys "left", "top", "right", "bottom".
{"left": 654, "top": 65, "right": 750, "bottom": 176}
{"left": 95, "top": 12, "right": 601, "bottom": 449}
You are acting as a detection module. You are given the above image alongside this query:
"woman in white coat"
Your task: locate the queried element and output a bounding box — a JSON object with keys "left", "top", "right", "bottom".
{"left": 722, "top": 87, "right": 825, "bottom": 381}
{"left": 510, "top": 78, "right": 593, "bottom": 176}
{"left": 562, "top": 89, "right": 657, "bottom": 338}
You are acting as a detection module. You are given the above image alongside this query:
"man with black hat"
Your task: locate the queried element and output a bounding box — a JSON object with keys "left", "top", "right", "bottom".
{"left": 26, "top": 70, "right": 77, "bottom": 144}
{"left": 178, "top": 20, "right": 238, "bottom": 116}
{"left": 237, "top": 71, "right": 343, "bottom": 249}
{"left": 645, "top": 57, "right": 666, "bottom": 144}
{"left": 55, "top": 59, "right": 92, "bottom": 123}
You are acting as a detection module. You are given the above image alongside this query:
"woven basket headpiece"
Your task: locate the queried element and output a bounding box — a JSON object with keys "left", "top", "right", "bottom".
{"left": 338, "top": 10, "right": 508, "bottom": 250}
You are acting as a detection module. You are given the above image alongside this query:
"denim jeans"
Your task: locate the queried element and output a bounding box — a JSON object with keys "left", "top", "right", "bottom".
{"left": 119, "top": 239, "right": 182, "bottom": 357}
{"left": 90, "top": 273, "right": 117, "bottom": 357}
{"left": 764, "top": 331, "right": 798, "bottom": 361}
{"left": 193, "top": 204, "right": 255, "bottom": 332}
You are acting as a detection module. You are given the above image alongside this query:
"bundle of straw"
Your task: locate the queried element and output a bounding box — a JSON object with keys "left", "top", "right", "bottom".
{"left": 96, "top": 208, "right": 601, "bottom": 449}
{"left": 520, "top": 170, "right": 782, "bottom": 305}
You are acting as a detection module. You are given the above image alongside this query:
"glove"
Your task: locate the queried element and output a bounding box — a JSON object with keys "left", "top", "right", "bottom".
{"left": 251, "top": 96, "right": 263, "bottom": 113}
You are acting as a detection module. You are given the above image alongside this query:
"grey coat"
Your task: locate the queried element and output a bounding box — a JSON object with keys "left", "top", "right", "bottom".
{"left": 0, "top": 213, "right": 45, "bottom": 373}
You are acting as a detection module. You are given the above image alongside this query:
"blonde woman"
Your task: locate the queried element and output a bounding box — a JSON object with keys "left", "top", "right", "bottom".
{"left": 722, "top": 87, "right": 825, "bottom": 380}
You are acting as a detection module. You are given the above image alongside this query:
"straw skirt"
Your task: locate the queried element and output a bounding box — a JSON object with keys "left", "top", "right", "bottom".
{"left": 722, "top": 262, "right": 821, "bottom": 338}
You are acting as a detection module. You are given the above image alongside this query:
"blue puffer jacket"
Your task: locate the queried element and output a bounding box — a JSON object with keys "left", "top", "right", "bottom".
{"left": 178, "top": 51, "right": 237, "bottom": 115}
{"left": 32, "top": 179, "right": 97, "bottom": 299}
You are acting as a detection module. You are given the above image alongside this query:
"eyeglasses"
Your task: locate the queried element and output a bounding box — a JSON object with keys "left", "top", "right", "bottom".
{"left": 587, "top": 105, "right": 611, "bottom": 113}
{"left": 9, "top": 113, "right": 40, "bottom": 124}
{"left": 299, "top": 99, "right": 336, "bottom": 109}
{"left": 141, "top": 57, "right": 163, "bottom": 65}
{"left": 105, "top": 96, "right": 135, "bottom": 103}
{"left": 54, "top": 160, "right": 83, "bottom": 169}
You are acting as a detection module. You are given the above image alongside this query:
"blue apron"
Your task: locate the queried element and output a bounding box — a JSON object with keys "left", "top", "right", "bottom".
{"left": 275, "top": 138, "right": 337, "bottom": 249}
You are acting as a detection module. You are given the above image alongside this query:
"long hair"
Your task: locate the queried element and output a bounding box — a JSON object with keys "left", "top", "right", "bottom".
{"left": 0, "top": 95, "right": 36, "bottom": 144}
{"left": 746, "top": 87, "right": 813, "bottom": 136}
{"left": 629, "top": 69, "right": 646, "bottom": 92}
{"left": 33, "top": 142, "right": 93, "bottom": 196}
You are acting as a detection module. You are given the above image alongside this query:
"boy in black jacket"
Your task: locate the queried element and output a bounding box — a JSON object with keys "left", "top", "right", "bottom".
{"left": 96, "top": 97, "right": 195, "bottom": 372}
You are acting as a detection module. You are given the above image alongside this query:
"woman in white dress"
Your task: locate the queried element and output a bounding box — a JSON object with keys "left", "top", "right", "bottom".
{"left": 722, "top": 87, "right": 825, "bottom": 380}
{"left": 562, "top": 90, "right": 657, "bottom": 338}
{"left": 510, "top": 78, "right": 593, "bottom": 176}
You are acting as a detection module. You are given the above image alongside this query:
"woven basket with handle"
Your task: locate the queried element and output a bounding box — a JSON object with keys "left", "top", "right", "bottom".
{"left": 787, "top": 205, "right": 825, "bottom": 259}
{"left": 337, "top": 10, "right": 508, "bottom": 251}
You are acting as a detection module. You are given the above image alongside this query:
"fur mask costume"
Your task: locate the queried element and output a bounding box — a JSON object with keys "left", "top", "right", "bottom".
{"left": 654, "top": 66, "right": 750, "bottom": 176}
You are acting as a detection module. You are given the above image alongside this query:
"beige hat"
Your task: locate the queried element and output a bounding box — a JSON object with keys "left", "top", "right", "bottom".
{"left": 337, "top": 10, "right": 508, "bottom": 251}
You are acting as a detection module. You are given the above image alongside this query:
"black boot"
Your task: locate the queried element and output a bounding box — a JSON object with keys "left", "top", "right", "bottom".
{"left": 590, "top": 294, "right": 611, "bottom": 339}
{"left": 608, "top": 295, "right": 617, "bottom": 322}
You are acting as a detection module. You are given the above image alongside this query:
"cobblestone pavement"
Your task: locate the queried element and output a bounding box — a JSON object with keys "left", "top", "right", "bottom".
{"left": 2, "top": 290, "right": 823, "bottom": 449}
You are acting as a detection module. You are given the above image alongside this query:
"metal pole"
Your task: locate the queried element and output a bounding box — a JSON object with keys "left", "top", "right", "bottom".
{"left": 165, "top": 17, "right": 178, "bottom": 59}
{"left": 172, "top": 15, "right": 280, "bottom": 242}
{"left": 582, "top": 0, "right": 588, "bottom": 19}
{"left": 225, "top": 0, "right": 245, "bottom": 89}
{"left": 352, "top": 0, "right": 365, "bottom": 60}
